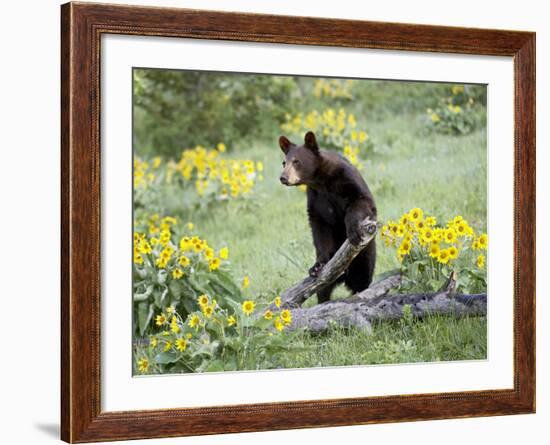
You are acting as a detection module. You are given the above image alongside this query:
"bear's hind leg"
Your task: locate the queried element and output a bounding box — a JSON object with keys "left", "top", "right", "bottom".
{"left": 317, "top": 283, "right": 337, "bottom": 304}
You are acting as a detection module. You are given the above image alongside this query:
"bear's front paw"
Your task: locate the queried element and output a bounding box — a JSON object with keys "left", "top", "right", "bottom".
{"left": 308, "top": 262, "right": 325, "bottom": 278}
{"left": 347, "top": 225, "right": 363, "bottom": 246}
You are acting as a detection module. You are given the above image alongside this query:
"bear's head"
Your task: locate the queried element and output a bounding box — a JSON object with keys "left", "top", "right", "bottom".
{"left": 279, "top": 131, "right": 321, "bottom": 186}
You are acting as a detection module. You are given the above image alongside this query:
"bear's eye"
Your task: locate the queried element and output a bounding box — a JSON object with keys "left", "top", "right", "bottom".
{"left": 282, "top": 161, "right": 286, "bottom": 167}
{"left": 292, "top": 159, "right": 300, "bottom": 167}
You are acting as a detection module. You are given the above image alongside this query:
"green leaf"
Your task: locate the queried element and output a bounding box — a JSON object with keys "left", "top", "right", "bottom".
{"left": 187, "top": 273, "right": 213, "bottom": 296}
{"left": 191, "top": 340, "right": 220, "bottom": 359}
{"left": 137, "top": 302, "right": 155, "bottom": 336}
{"left": 224, "top": 356, "right": 238, "bottom": 371}
{"left": 169, "top": 280, "right": 183, "bottom": 300}
{"left": 211, "top": 270, "right": 242, "bottom": 301}
{"left": 154, "top": 351, "right": 179, "bottom": 364}
{"left": 153, "top": 288, "right": 163, "bottom": 308}
{"left": 204, "top": 359, "right": 224, "bottom": 372}
{"left": 134, "top": 284, "right": 154, "bottom": 302}
{"left": 157, "top": 270, "right": 167, "bottom": 285}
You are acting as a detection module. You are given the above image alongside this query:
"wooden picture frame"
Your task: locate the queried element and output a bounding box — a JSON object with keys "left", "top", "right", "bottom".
{"left": 61, "top": 2, "right": 535, "bottom": 442}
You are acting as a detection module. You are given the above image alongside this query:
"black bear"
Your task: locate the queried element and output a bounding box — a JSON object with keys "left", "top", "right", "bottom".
{"left": 279, "top": 131, "right": 377, "bottom": 303}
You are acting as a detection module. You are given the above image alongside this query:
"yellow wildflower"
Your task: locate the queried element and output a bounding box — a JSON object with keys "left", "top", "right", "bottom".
{"left": 204, "top": 247, "right": 214, "bottom": 259}
{"left": 178, "top": 255, "right": 190, "bottom": 267}
{"left": 398, "top": 239, "right": 412, "bottom": 256}
{"left": 198, "top": 294, "right": 209, "bottom": 307}
{"left": 409, "top": 207, "right": 423, "bottom": 222}
{"left": 281, "top": 309, "right": 292, "bottom": 326}
{"left": 443, "top": 228, "right": 457, "bottom": 244}
{"left": 429, "top": 243, "right": 440, "bottom": 258}
{"left": 208, "top": 257, "right": 221, "bottom": 271}
{"left": 242, "top": 300, "right": 255, "bottom": 316}
{"left": 274, "top": 317, "right": 284, "bottom": 332}
{"left": 202, "top": 304, "right": 214, "bottom": 319}
{"left": 448, "top": 246, "right": 459, "bottom": 259}
{"left": 134, "top": 252, "right": 144, "bottom": 265}
{"left": 425, "top": 216, "right": 437, "bottom": 226}
{"left": 175, "top": 338, "right": 188, "bottom": 352}
{"left": 421, "top": 228, "right": 435, "bottom": 244}
{"left": 155, "top": 314, "right": 167, "bottom": 326}
{"left": 452, "top": 85, "right": 464, "bottom": 95}
{"left": 438, "top": 249, "right": 450, "bottom": 264}
{"left": 219, "top": 247, "right": 229, "bottom": 260}
{"left": 455, "top": 221, "right": 469, "bottom": 237}
{"left": 477, "top": 254, "right": 486, "bottom": 268}
{"left": 159, "top": 230, "right": 171, "bottom": 246}
{"left": 188, "top": 314, "right": 201, "bottom": 329}
{"left": 478, "top": 233, "right": 488, "bottom": 250}
{"left": 137, "top": 358, "right": 149, "bottom": 373}
{"left": 172, "top": 268, "right": 184, "bottom": 279}
{"left": 179, "top": 237, "right": 192, "bottom": 251}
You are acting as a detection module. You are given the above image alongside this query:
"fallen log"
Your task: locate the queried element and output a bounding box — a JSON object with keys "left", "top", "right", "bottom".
{"left": 278, "top": 218, "right": 487, "bottom": 333}
{"left": 288, "top": 289, "right": 487, "bottom": 333}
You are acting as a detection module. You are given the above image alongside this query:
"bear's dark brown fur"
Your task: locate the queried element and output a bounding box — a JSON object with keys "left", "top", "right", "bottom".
{"left": 279, "top": 131, "right": 377, "bottom": 303}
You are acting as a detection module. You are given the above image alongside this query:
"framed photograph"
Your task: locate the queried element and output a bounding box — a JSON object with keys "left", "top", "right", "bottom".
{"left": 61, "top": 2, "right": 535, "bottom": 442}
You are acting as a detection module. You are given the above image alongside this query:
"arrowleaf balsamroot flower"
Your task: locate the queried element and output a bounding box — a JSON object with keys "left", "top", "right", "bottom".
{"left": 155, "top": 314, "right": 167, "bottom": 326}
{"left": 242, "top": 300, "right": 255, "bottom": 315}
{"left": 281, "top": 309, "right": 292, "bottom": 326}
{"left": 137, "top": 358, "right": 149, "bottom": 373}
{"left": 188, "top": 314, "right": 201, "bottom": 329}
{"left": 274, "top": 317, "right": 284, "bottom": 332}
{"left": 219, "top": 247, "right": 229, "bottom": 260}
{"left": 477, "top": 254, "right": 486, "bottom": 268}
{"left": 198, "top": 294, "right": 209, "bottom": 307}
{"left": 175, "top": 338, "right": 188, "bottom": 352}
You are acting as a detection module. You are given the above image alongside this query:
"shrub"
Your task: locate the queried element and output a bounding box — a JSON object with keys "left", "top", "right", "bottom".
{"left": 134, "top": 293, "right": 303, "bottom": 374}
{"left": 381, "top": 208, "right": 488, "bottom": 294}
{"left": 133, "top": 214, "right": 243, "bottom": 336}
{"left": 426, "top": 84, "right": 486, "bottom": 135}
{"left": 312, "top": 79, "right": 354, "bottom": 100}
{"left": 281, "top": 108, "right": 374, "bottom": 167}
{"left": 134, "top": 69, "right": 298, "bottom": 157}
{"left": 134, "top": 144, "right": 262, "bottom": 213}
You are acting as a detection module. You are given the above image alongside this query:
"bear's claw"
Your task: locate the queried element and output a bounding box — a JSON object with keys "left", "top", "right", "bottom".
{"left": 308, "top": 262, "right": 325, "bottom": 278}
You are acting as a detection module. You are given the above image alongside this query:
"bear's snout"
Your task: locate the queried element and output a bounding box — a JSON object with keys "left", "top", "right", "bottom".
{"left": 280, "top": 175, "right": 289, "bottom": 185}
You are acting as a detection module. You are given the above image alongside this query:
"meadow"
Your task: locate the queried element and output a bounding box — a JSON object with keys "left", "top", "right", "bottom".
{"left": 132, "top": 73, "right": 487, "bottom": 374}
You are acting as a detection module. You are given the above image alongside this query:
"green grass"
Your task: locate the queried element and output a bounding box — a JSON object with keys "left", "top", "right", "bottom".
{"left": 280, "top": 315, "right": 487, "bottom": 368}
{"left": 142, "top": 109, "right": 487, "bottom": 368}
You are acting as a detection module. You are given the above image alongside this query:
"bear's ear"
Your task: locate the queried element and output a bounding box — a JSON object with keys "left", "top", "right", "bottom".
{"left": 279, "top": 136, "right": 293, "bottom": 154}
{"left": 304, "top": 131, "right": 319, "bottom": 153}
